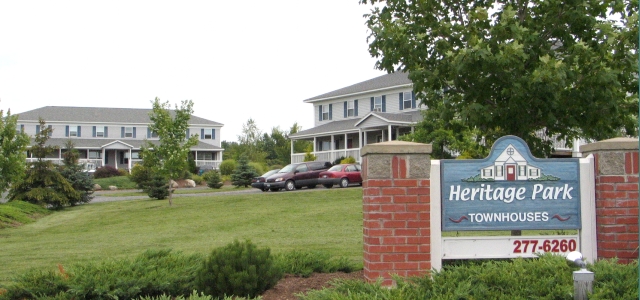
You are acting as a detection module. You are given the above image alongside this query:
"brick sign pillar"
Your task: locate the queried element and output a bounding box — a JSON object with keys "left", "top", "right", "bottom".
{"left": 581, "top": 137, "right": 639, "bottom": 263}
{"left": 360, "top": 141, "right": 432, "bottom": 285}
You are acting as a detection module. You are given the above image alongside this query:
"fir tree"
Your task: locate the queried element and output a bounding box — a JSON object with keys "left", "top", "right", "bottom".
{"left": 59, "top": 140, "right": 94, "bottom": 206}
{"left": 231, "top": 154, "right": 258, "bottom": 188}
{"left": 9, "top": 119, "right": 80, "bottom": 208}
{"left": 206, "top": 170, "right": 223, "bottom": 189}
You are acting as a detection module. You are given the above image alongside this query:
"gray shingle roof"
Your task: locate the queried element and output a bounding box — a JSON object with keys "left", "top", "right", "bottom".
{"left": 290, "top": 111, "right": 423, "bottom": 139}
{"left": 304, "top": 72, "right": 412, "bottom": 103}
{"left": 38, "top": 138, "right": 222, "bottom": 151}
{"left": 16, "top": 106, "right": 222, "bottom": 126}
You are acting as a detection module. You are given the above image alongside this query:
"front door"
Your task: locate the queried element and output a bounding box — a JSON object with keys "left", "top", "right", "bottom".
{"left": 506, "top": 165, "right": 516, "bottom": 181}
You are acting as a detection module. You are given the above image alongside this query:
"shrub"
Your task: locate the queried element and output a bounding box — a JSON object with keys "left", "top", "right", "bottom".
{"left": 191, "top": 174, "right": 204, "bottom": 185}
{"left": 129, "top": 164, "right": 152, "bottom": 189}
{"left": 303, "top": 145, "right": 317, "bottom": 162}
{"left": 206, "top": 170, "right": 223, "bottom": 189}
{"left": 93, "top": 166, "right": 122, "bottom": 179}
{"left": 274, "top": 250, "right": 356, "bottom": 278}
{"left": 231, "top": 155, "right": 258, "bottom": 188}
{"left": 340, "top": 156, "right": 356, "bottom": 164}
{"left": 195, "top": 240, "right": 282, "bottom": 299}
{"left": 0, "top": 268, "right": 70, "bottom": 299}
{"left": 248, "top": 162, "right": 266, "bottom": 175}
{"left": 147, "top": 175, "right": 170, "bottom": 200}
{"left": 219, "top": 160, "right": 237, "bottom": 176}
{"left": 332, "top": 156, "right": 345, "bottom": 166}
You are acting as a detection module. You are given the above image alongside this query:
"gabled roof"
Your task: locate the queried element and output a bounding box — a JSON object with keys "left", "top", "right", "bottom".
{"left": 16, "top": 106, "right": 222, "bottom": 126}
{"left": 354, "top": 111, "right": 422, "bottom": 126}
{"left": 290, "top": 119, "right": 360, "bottom": 138}
{"left": 303, "top": 72, "right": 412, "bottom": 103}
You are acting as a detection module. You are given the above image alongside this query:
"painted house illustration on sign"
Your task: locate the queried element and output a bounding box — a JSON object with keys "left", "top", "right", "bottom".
{"left": 480, "top": 144, "right": 541, "bottom": 181}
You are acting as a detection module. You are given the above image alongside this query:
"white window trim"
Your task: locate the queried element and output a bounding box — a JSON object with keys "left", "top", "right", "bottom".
{"left": 347, "top": 101, "right": 355, "bottom": 117}
{"left": 322, "top": 105, "right": 329, "bottom": 121}
{"left": 125, "top": 127, "right": 133, "bottom": 138}
{"left": 403, "top": 92, "right": 412, "bottom": 109}
{"left": 204, "top": 128, "right": 213, "bottom": 139}
{"left": 374, "top": 97, "right": 382, "bottom": 112}
{"left": 69, "top": 125, "right": 79, "bottom": 137}
{"left": 96, "top": 126, "right": 105, "bottom": 137}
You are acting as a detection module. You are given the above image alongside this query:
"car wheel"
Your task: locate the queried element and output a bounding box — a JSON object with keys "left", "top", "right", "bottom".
{"left": 340, "top": 178, "right": 349, "bottom": 188}
{"left": 285, "top": 180, "right": 296, "bottom": 191}
{"left": 270, "top": 188, "right": 280, "bottom": 192}
{"left": 261, "top": 188, "right": 268, "bottom": 192}
{"left": 323, "top": 184, "right": 333, "bottom": 188}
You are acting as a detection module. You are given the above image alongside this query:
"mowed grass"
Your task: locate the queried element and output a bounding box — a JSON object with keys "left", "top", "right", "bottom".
{"left": 0, "top": 188, "right": 363, "bottom": 285}
{"left": 97, "top": 185, "right": 251, "bottom": 197}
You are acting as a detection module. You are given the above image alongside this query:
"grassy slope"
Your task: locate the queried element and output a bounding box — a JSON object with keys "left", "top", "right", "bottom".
{"left": 0, "top": 188, "right": 363, "bottom": 285}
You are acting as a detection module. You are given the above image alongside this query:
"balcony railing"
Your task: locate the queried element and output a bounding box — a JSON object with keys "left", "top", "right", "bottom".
{"left": 292, "top": 149, "right": 361, "bottom": 164}
{"left": 26, "top": 158, "right": 104, "bottom": 168}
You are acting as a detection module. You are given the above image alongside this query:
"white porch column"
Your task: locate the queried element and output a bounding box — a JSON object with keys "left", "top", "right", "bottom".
{"left": 358, "top": 129, "right": 362, "bottom": 149}
{"left": 395, "top": 127, "right": 400, "bottom": 141}
{"left": 101, "top": 148, "right": 106, "bottom": 167}
{"left": 290, "top": 139, "right": 294, "bottom": 156}
{"left": 387, "top": 125, "right": 392, "bottom": 141}
{"left": 86, "top": 149, "right": 90, "bottom": 161}
{"left": 313, "top": 137, "right": 317, "bottom": 152}
{"left": 330, "top": 135, "right": 335, "bottom": 162}
{"left": 363, "top": 130, "right": 368, "bottom": 145}
{"left": 128, "top": 148, "right": 132, "bottom": 172}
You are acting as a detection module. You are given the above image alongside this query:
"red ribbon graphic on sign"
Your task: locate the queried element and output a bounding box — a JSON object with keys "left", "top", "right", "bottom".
{"left": 552, "top": 214, "right": 571, "bottom": 221}
{"left": 449, "top": 216, "right": 469, "bottom": 223}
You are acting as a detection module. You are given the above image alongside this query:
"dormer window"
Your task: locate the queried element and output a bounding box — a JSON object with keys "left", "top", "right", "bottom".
{"left": 373, "top": 97, "right": 382, "bottom": 112}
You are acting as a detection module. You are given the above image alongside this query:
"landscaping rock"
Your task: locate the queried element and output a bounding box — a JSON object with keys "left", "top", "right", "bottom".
{"left": 93, "top": 184, "right": 102, "bottom": 191}
{"left": 185, "top": 179, "right": 196, "bottom": 188}
{"left": 109, "top": 185, "right": 118, "bottom": 191}
{"left": 170, "top": 180, "right": 179, "bottom": 188}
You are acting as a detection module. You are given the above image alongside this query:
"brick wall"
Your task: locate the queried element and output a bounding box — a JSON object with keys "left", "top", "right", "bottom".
{"left": 582, "top": 138, "right": 639, "bottom": 263}
{"left": 361, "top": 141, "right": 432, "bottom": 285}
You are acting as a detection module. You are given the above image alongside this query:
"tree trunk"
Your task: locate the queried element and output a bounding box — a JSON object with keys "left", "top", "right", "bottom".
{"left": 167, "top": 179, "right": 173, "bottom": 206}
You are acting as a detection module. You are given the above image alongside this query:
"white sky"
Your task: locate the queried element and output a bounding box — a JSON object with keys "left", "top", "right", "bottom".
{"left": 0, "top": 1, "right": 385, "bottom": 142}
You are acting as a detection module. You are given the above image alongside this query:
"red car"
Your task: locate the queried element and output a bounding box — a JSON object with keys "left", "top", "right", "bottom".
{"left": 318, "top": 164, "right": 362, "bottom": 188}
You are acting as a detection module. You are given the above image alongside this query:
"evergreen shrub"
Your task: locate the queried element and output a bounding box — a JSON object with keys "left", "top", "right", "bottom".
{"left": 274, "top": 250, "right": 356, "bottom": 278}
{"left": 231, "top": 155, "right": 258, "bottom": 188}
{"left": 332, "top": 156, "right": 345, "bottom": 165}
{"left": 195, "top": 240, "right": 282, "bottom": 299}
{"left": 130, "top": 164, "right": 152, "bottom": 189}
{"left": 147, "top": 175, "right": 170, "bottom": 200}
{"left": 206, "top": 170, "right": 223, "bottom": 189}
{"left": 93, "top": 166, "right": 122, "bottom": 179}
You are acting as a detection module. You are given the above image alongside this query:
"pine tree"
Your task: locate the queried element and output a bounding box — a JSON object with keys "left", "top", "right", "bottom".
{"left": 206, "top": 170, "right": 224, "bottom": 189}
{"left": 59, "top": 140, "right": 94, "bottom": 206}
{"left": 231, "top": 155, "right": 258, "bottom": 188}
{"left": 9, "top": 119, "right": 80, "bottom": 208}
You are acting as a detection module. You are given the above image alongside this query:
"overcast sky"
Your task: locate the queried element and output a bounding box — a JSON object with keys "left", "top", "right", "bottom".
{"left": 0, "top": 1, "right": 385, "bottom": 142}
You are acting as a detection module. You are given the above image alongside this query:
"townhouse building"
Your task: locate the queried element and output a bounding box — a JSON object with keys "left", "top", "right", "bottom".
{"left": 16, "top": 106, "right": 223, "bottom": 171}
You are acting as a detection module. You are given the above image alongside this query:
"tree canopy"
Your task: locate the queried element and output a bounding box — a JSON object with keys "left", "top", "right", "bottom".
{"left": 0, "top": 109, "right": 30, "bottom": 193}
{"left": 361, "top": 0, "right": 638, "bottom": 157}
{"left": 143, "top": 98, "right": 199, "bottom": 205}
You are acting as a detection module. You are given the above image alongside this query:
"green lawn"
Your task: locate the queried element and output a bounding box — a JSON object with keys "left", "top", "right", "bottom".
{"left": 0, "top": 188, "right": 363, "bottom": 285}
{"left": 96, "top": 185, "right": 251, "bottom": 197}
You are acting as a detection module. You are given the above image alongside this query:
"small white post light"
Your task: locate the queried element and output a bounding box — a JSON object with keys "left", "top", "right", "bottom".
{"left": 566, "top": 251, "right": 594, "bottom": 300}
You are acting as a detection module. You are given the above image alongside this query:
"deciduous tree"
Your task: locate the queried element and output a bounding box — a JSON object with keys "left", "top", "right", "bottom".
{"left": 0, "top": 109, "right": 29, "bottom": 193}
{"left": 142, "top": 98, "right": 199, "bottom": 205}
{"left": 361, "top": 0, "right": 638, "bottom": 156}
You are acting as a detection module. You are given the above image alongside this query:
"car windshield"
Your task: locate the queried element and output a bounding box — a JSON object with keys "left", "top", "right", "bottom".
{"left": 279, "top": 164, "right": 295, "bottom": 173}
{"left": 328, "top": 165, "right": 342, "bottom": 172}
{"left": 262, "top": 169, "right": 279, "bottom": 177}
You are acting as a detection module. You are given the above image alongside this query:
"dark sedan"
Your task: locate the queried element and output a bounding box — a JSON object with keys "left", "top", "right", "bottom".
{"left": 251, "top": 169, "right": 280, "bottom": 191}
{"left": 318, "top": 164, "right": 362, "bottom": 188}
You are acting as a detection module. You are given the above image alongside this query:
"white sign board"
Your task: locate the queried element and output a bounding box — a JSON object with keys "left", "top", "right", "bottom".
{"left": 442, "top": 235, "right": 579, "bottom": 259}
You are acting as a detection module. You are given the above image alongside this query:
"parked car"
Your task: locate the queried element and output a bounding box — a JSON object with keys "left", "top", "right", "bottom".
{"left": 318, "top": 164, "right": 362, "bottom": 188}
{"left": 264, "top": 161, "right": 332, "bottom": 191}
{"left": 251, "top": 169, "right": 280, "bottom": 192}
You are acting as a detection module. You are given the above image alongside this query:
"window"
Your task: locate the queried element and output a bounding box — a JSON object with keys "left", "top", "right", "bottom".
{"left": 518, "top": 165, "right": 527, "bottom": 176}
{"left": 322, "top": 105, "right": 329, "bottom": 120}
{"left": 296, "top": 164, "right": 308, "bottom": 172}
{"left": 125, "top": 127, "right": 133, "bottom": 138}
{"left": 204, "top": 129, "right": 213, "bottom": 139}
{"left": 403, "top": 92, "right": 413, "bottom": 109}
{"left": 69, "top": 125, "right": 79, "bottom": 137}
{"left": 374, "top": 97, "right": 382, "bottom": 112}
{"left": 483, "top": 168, "right": 493, "bottom": 177}
{"left": 376, "top": 135, "right": 383, "bottom": 143}
{"left": 96, "top": 126, "right": 105, "bottom": 137}
{"left": 495, "top": 165, "right": 503, "bottom": 177}
{"left": 197, "top": 152, "right": 213, "bottom": 160}
{"left": 131, "top": 152, "right": 140, "bottom": 159}
{"left": 346, "top": 165, "right": 357, "bottom": 172}
{"left": 347, "top": 101, "right": 354, "bottom": 117}
{"left": 321, "top": 141, "right": 331, "bottom": 151}
{"left": 89, "top": 151, "right": 101, "bottom": 159}
{"left": 150, "top": 130, "right": 158, "bottom": 138}
{"left": 529, "top": 169, "right": 539, "bottom": 177}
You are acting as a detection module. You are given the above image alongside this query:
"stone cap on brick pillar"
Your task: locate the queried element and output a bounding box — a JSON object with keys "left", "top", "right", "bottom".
{"left": 361, "top": 141, "right": 432, "bottom": 179}
{"left": 361, "top": 140, "right": 432, "bottom": 156}
{"left": 581, "top": 137, "right": 639, "bottom": 153}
